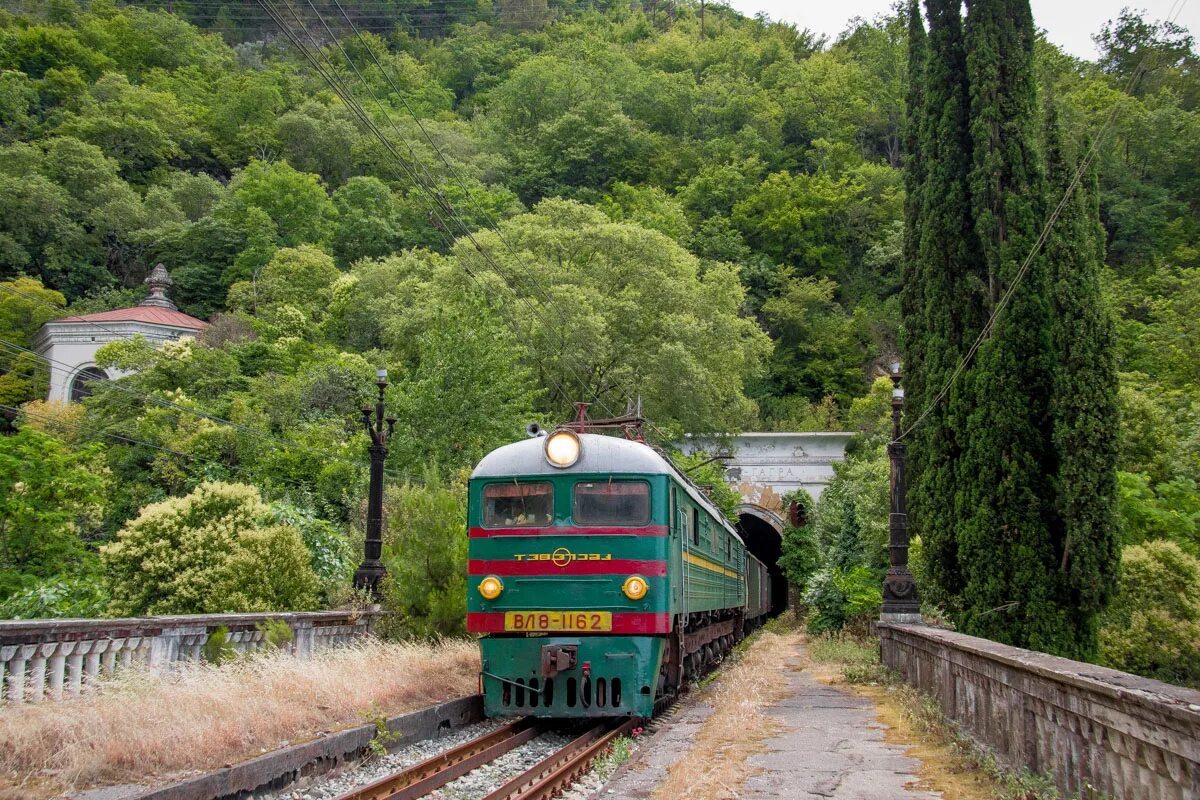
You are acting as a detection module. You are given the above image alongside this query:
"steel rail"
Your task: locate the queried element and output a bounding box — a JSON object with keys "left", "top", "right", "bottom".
{"left": 334, "top": 718, "right": 541, "bottom": 800}
{"left": 481, "top": 719, "right": 637, "bottom": 800}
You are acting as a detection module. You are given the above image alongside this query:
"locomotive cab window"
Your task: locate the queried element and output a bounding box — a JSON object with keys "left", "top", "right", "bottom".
{"left": 574, "top": 480, "right": 650, "bottom": 525}
{"left": 483, "top": 482, "right": 553, "bottom": 527}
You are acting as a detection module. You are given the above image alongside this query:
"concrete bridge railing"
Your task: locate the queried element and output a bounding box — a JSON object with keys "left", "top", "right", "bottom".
{"left": 880, "top": 622, "right": 1200, "bottom": 800}
{"left": 0, "top": 610, "right": 381, "bottom": 705}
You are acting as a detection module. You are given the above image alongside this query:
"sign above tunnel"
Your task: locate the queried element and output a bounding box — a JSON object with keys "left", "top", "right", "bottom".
{"left": 681, "top": 432, "right": 853, "bottom": 512}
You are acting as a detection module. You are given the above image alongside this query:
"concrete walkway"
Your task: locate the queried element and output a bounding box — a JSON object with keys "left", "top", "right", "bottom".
{"left": 600, "top": 643, "right": 941, "bottom": 799}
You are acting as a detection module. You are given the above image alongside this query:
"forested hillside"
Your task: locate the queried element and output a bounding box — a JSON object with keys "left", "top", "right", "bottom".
{"left": 0, "top": 0, "right": 1197, "bottom": 680}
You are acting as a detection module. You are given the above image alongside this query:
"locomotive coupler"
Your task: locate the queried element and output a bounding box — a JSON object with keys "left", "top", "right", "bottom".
{"left": 540, "top": 644, "right": 578, "bottom": 678}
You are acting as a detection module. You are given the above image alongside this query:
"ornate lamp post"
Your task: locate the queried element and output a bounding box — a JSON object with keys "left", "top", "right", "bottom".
{"left": 881, "top": 362, "right": 921, "bottom": 623}
{"left": 354, "top": 368, "right": 395, "bottom": 596}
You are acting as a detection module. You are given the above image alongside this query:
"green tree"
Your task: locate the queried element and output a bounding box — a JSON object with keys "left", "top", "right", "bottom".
{"left": 254, "top": 244, "right": 341, "bottom": 324}
{"left": 389, "top": 296, "right": 541, "bottom": 474}
{"left": 904, "top": 0, "right": 978, "bottom": 611}
{"left": 956, "top": 0, "right": 1061, "bottom": 652}
{"left": 0, "top": 276, "right": 65, "bottom": 406}
{"left": 0, "top": 427, "right": 106, "bottom": 599}
{"left": 1044, "top": 108, "right": 1121, "bottom": 658}
{"left": 757, "top": 273, "right": 864, "bottom": 412}
{"left": 225, "top": 160, "right": 337, "bottom": 248}
{"left": 331, "top": 176, "right": 400, "bottom": 267}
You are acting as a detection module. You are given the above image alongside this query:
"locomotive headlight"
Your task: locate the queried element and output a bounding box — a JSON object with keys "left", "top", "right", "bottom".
{"left": 622, "top": 575, "right": 649, "bottom": 601}
{"left": 478, "top": 576, "right": 504, "bottom": 600}
{"left": 544, "top": 429, "right": 581, "bottom": 468}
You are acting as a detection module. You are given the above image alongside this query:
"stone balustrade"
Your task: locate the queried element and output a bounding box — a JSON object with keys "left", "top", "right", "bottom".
{"left": 879, "top": 622, "right": 1200, "bottom": 800}
{"left": 0, "top": 610, "right": 381, "bottom": 706}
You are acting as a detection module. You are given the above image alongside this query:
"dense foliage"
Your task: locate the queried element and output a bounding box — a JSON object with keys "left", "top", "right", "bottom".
{"left": 0, "top": 0, "right": 1194, "bottom": 685}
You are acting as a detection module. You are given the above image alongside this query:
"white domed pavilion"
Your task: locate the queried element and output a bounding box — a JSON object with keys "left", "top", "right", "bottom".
{"left": 31, "top": 265, "right": 208, "bottom": 403}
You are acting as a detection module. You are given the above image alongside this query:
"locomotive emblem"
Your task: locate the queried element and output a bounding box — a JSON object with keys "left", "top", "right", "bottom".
{"left": 513, "top": 549, "right": 613, "bottom": 565}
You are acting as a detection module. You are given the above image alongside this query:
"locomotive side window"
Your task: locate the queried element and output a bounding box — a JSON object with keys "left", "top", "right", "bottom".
{"left": 574, "top": 480, "right": 650, "bottom": 525}
{"left": 483, "top": 482, "right": 554, "bottom": 527}
{"left": 691, "top": 508, "right": 700, "bottom": 546}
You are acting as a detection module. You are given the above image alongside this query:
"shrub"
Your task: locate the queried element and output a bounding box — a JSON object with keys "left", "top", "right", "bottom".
{"left": 1100, "top": 539, "right": 1200, "bottom": 686}
{"left": 804, "top": 565, "right": 881, "bottom": 637}
{"left": 203, "top": 625, "right": 236, "bottom": 665}
{"left": 101, "top": 482, "right": 320, "bottom": 615}
{"left": 378, "top": 480, "right": 467, "bottom": 639}
{"left": 256, "top": 618, "right": 295, "bottom": 650}
{"left": 779, "top": 522, "right": 820, "bottom": 594}
{"left": 267, "top": 500, "right": 355, "bottom": 602}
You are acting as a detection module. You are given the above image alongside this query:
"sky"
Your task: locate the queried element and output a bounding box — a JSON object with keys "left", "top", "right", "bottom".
{"left": 721, "top": 1, "right": 1199, "bottom": 61}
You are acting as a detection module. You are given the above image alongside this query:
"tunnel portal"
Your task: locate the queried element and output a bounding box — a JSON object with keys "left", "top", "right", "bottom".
{"left": 735, "top": 506, "right": 789, "bottom": 615}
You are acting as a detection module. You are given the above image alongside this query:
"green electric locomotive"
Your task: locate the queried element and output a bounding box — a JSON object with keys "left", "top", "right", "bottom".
{"left": 466, "top": 428, "right": 772, "bottom": 719}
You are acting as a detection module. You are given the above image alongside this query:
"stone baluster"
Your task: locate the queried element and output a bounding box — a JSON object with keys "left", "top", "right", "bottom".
{"left": 26, "top": 645, "right": 48, "bottom": 702}
{"left": 120, "top": 637, "right": 140, "bottom": 669}
{"left": 102, "top": 638, "right": 122, "bottom": 677}
{"left": 137, "top": 636, "right": 154, "bottom": 667}
{"left": 293, "top": 619, "right": 315, "bottom": 659}
{"left": 84, "top": 640, "right": 104, "bottom": 686}
{"left": 47, "top": 642, "right": 70, "bottom": 701}
{"left": 5, "top": 644, "right": 36, "bottom": 704}
{"left": 67, "top": 641, "right": 89, "bottom": 697}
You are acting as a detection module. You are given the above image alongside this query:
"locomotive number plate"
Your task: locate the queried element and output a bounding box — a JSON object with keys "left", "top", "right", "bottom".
{"left": 503, "top": 611, "right": 612, "bottom": 632}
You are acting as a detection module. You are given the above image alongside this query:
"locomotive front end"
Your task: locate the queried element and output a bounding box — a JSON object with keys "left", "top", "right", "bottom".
{"left": 466, "top": 431, "right": 671, "bottom": 719}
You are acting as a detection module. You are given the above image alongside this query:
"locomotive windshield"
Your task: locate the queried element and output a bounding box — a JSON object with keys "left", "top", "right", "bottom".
{"left": 483, "top": 482, "right": 553, "bottom": 527}
{"left": 573, "top": 480, "right": 650, "bottom": 525}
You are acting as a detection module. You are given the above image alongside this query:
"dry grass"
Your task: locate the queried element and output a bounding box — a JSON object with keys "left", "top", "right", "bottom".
{"left": 652, "top": 619, "right": 804, "bottom": 800}
{"left": 0, "top": 638, "right": 480, "bottom": 798}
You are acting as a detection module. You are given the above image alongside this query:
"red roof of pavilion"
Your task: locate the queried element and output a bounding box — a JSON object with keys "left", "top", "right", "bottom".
{"left": 56, "top": 307, "right": 209, "bottom": 329}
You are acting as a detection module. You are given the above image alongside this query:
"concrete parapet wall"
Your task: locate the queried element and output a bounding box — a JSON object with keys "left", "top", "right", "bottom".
{"left": 0, "top": 611, "right": 381, "bottom": 706}
{"left": 879, "top": 623, "right": 1200, "bottom": 800}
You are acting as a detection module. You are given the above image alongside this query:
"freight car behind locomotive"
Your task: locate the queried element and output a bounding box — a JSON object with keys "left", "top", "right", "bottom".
{"left": 466, "top": 429, "right": 772, "bottom": 719}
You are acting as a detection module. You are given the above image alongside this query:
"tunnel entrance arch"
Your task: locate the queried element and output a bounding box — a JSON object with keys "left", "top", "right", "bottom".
{"left": 735, "top": 504, "right": 789, "bottom": 615}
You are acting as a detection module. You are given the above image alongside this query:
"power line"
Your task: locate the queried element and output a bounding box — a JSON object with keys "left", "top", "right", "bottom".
{"left": 898, "top": 0, "right": 1191, "bottom": 442}
{"left": 323, "top": 0, "right": 624, "bottom": 417}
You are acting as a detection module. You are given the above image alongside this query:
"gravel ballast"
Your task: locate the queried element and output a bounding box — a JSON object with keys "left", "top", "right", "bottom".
{"left": 261, "top": 719, "right": 638, "bottom": 800}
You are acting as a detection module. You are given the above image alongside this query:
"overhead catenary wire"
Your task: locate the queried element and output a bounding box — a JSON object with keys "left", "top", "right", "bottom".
{"left": 897, "top": 0, "right": 1190, "bottom": 442}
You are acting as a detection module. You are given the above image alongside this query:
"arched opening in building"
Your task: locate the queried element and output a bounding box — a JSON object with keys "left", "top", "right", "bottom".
{"left": 69, "top": 366, "right": 108, "bottom": 402}
{"left": 735, "top": 505, "right": 789, "bottom": 615}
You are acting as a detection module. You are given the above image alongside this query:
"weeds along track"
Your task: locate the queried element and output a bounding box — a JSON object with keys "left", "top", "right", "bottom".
{"left": 335, "top": 717, "right": 635, "bottom": 800}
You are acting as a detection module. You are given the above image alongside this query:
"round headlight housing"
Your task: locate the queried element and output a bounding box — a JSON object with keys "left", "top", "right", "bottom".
{"left": 622, "top": 575, "right": 649, "bottom": 601}
{"left": 544, "top": 429, "right": 581, "bottom": 468}
{"left": 478, "top": 576, "right": 503, "bottom": 600}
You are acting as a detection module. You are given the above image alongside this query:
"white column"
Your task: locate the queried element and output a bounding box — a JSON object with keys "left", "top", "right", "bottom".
{"left": 6, "top": 645, "right": 36, "bottom": 704}
{"left": 47, "top": 642, "right": 68, "bottom": 701}
{"left": 66, "top": 641, "right": 87, "bottom": 697}
{"left": 84, "top": 641, "right": 104, "bottom": 686}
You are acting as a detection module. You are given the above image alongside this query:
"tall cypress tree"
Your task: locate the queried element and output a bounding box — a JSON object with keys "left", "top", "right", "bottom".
{"left": 957, "top": 0, "right": 1065, "bottom": 650}
{"left": 906, "top": 0, "right": 978, "bottom": 610}
{"left": 1044, "top": 102, "right": 1121, "bottom": 660}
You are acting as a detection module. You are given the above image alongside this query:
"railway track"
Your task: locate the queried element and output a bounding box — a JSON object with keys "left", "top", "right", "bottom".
{"left": 335, "top": 717, "right": 636, "bottom": 800}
